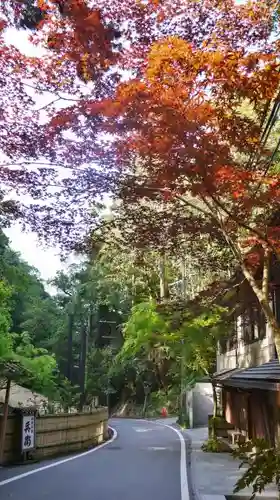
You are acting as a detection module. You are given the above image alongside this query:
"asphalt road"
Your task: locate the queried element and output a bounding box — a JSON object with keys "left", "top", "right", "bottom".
{"left": 0, "top": 418, "right": 188, "bottom": 500}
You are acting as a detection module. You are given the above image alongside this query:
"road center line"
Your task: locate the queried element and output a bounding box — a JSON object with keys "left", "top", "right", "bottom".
{"left": 0, "top": 426, "right": 118, "bottom": 487}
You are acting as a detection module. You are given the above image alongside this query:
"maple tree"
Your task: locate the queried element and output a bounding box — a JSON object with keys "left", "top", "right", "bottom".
{"left": 0, "top": 0, "right": 276, "bottom": 244}
{"left": 1, "top": 2, "right": 280, "bottom": 352}
{"left": 102, "top": 33, "right": 280, "bottom": 353}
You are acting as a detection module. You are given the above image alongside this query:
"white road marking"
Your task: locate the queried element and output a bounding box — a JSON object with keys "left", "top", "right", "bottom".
{"left": 0, "top": 426, "right": 117, "bottom": 487}
{"left": 133, "top": 428, "right": 152, "bottom": 433}
{"left": 164, "top": 424, "right": 189, "bottom": 500}
{"left": 147, "top": 446, "right": 168, "bottom": 451}
{"left": 146, "top": 421, "right": 189, "bottom": 500}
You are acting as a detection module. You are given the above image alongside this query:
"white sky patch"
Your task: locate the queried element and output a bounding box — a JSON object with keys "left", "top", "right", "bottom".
{"left": 2, "top": 24, "right": 124, "bottom": 281}
{"left": 4, "top": 223, "right": 81, "bottom": 294}
{"left": 4, "top": 28, "right": 47, "bottom": 56}
{"left": 5, "top": 224, "right": 61, "bottom": 279}
{"left": 2, "top": 27, "right": 92, "bottom": 282}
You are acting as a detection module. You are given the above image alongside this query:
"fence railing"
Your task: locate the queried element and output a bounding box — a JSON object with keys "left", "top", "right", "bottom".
{"left": 0, "top": 406, "right": 108, "bottom": 464}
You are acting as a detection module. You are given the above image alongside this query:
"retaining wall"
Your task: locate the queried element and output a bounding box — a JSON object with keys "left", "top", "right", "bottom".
{"left": 0, "top": 407, "right": 108, "bottom": 464}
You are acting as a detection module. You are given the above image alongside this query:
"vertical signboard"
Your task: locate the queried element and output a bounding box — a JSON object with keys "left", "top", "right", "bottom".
{"left": 21, "top": 414, "right": 36, "bottom": 452}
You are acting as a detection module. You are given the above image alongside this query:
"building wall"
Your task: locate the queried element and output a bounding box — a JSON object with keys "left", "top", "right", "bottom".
{"left": 223, "top": 387, "right": 277, "bottom": 444}
{"left": 0, "top": 408, "right": 108, "bottom": 464}
{"left": 224, "top": 388, "right": 249, "bottom": 432}
{"left": 217, "top": 317, "right": 275, "bottom": 373}
{"left": 187, "top": 382, "right": 214, "bottom": 428}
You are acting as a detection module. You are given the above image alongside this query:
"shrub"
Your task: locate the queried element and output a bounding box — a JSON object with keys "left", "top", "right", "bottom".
{"left": 232, "top": 438, "right": 280, "bottom": 499}
{"left": 202, "top": 437, "right": 223, "bottom": 452}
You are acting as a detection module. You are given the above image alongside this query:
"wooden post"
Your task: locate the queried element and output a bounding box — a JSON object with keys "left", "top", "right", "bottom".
{"left": 0, "top": 378, "right": 11, "bottom": 465}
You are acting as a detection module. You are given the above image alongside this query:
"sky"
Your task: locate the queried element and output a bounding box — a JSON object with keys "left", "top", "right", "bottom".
{"left": 4, "top": 223, "right": 81, "bottom": 296}
{"left": 5, "top": 224, "right": 64, "bottom": 282}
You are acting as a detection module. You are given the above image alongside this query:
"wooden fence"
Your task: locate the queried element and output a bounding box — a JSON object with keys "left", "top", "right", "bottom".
{"left": 0, "top": 407, "right": 108, "bottom": 464}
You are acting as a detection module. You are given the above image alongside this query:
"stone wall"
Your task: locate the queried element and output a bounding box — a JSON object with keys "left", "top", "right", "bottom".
{"left": 0, "top": 407, "right": 108, "bottom": 464}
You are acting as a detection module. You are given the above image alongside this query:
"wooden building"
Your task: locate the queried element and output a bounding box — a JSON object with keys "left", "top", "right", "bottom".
{"left": 214, "top": 276, "right": 280, "bottom": 445}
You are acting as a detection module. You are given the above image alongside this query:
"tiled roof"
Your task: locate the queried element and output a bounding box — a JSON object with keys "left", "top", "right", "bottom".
{"left": 231, "top": 359, "right": 280, "bottom": 381}
{"left": 214, "top": 359, "right": 280, "bottom": 390}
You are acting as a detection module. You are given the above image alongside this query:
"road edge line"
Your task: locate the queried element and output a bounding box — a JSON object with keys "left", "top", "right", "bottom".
{"left": 163, "top": 424, "right": 189, "bottom": 500}
{"left": 144, "top": 420, "right": 189, "bottom": 500}
{"left": 0, "top": 426, "right": 118, "bottom": 487}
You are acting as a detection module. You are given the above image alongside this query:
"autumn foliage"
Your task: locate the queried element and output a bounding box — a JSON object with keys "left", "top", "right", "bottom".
{"left": 0, "top": 1, "right": 280, "bottom": 276}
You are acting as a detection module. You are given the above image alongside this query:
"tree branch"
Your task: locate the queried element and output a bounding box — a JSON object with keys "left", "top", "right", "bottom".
{"left": 36, "top": 97, "right": 61, "bottom": 111}
{"left": 209, "top": 193, "right": 267, "bottom": 243}
{"left": 175, "top": 194, "right": 212, "bottom": 219}
{"left": 23, "top": 82, "right": 81, "bottom": 103}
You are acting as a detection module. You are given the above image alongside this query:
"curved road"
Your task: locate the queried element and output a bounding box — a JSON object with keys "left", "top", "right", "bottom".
{"left": 0, "top": 419, "right": 189, "bottom": 500}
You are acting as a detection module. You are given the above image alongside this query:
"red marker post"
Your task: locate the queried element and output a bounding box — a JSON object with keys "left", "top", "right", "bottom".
{"left": 161, "top": 407, "right": 168, "bottom": 418}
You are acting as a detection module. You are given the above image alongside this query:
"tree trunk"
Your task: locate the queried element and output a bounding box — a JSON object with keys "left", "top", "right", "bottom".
{"left": 218, "top": 226, "right": 280, "bottom": 358}
{"left": 142, "top": 392, "right": 148, "bottom": 417}
{"left": 180, "top": 259, "right": 186, "bottom": 298}
{"left": 262, "top": 245, "right": 270, "bottom": 301}
{"left": 258, "top": 299, "right": 280, "bottom": 360}
{"left": 241, "top": 260, "right": 280, "bottom": 360}
{"left": 179, "top": 340, "right": 187, "bottom": 425}
{"left": 131, "top": 272, "right": 135, "bottom": 306}
{"left": 159, "top": 253, "right": 169, "bottom": 300}
{"left": 67, "top": 312, "right": 74, "bottom": 383}
{"left": 209, "top": 380, "right": 218, "bottom": 439}
{"left": 79, "top": 321, "right": 88, "bottom": 410}
{"left": 88, "top": 306, "right": 95, "bottom": 343}
{"left": 212, "top": 381, "right": 218, "bottom": 419}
